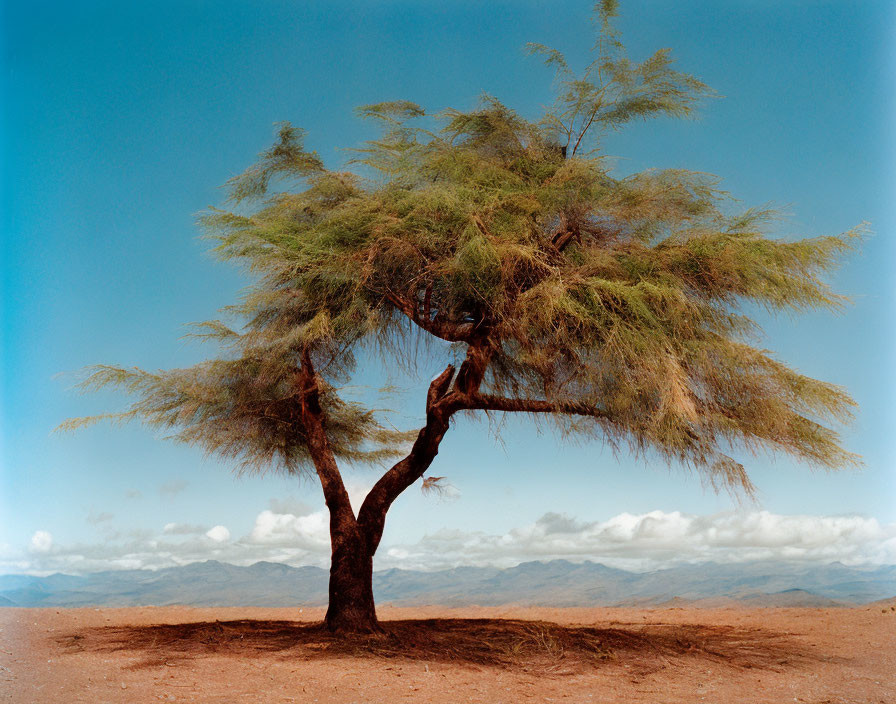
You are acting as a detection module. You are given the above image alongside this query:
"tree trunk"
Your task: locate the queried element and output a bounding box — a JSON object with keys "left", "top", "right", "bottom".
{"left": 324, "top": 522, "right": 380, "bottom": 633}
{"left": 299, "top": 359, "right": 462, "bottom": 634}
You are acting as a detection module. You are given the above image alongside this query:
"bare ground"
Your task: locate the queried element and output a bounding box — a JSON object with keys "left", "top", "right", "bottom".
{"left": 1, "top": 604, "right": 894, "bottom": 703}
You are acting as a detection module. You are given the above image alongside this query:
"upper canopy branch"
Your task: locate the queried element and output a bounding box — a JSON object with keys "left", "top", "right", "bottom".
{"left": 382, "top": 290, "right": 475, "bottom": 343}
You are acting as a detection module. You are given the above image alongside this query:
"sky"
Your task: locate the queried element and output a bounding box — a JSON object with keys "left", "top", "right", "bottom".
{"left": 2, "top": 0, "right": 894, "bottom": 575}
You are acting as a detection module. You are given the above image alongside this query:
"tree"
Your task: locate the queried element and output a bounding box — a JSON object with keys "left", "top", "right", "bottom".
{"left": 64, "top": 2, "right": 860, "bottom": 633}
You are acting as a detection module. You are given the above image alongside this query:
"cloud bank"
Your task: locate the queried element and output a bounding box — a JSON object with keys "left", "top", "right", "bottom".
{"left": 384, "top": 510, "right": 896, "bottom": 571}
{"left": 6, "top": 508, "right": 894, "bottom": 576}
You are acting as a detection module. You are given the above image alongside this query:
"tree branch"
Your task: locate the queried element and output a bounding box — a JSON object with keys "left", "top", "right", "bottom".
{"left": 453, "top": 337, "right": 492, "bottom": 397}
{"left": 297, "top": 350, "right": 355, "bottom": 520}
{"left": 466, "top": 393, "right": 609, "bottom": 419}
{"left": 571, "top": 105, "right": 600, "bottom": 157}
{"left": 357, "top": 364, "right": 456, "bottom": 552}
{"left": 550, "top": 222, "right": 581, "bottom": 253}
{"left": 383, "top": 290, "right": 474, "bottom": 342}
{"left": 427, "top": 364, "right": 457, "bottom": 410}
{"left": 355, "top": 335, "right": 497, "bottom": 553}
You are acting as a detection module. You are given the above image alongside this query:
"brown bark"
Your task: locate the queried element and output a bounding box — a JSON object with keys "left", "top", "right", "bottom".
{"left": 357, "top": 365, "right": 457, "bottom": 555}
{"left": 297, "top": 330, "right": 610, "bottom": 634}
{"left": 296, "top": 352, "right": 380, "bottom": 633}
{"left": 383, "top": 290, "right": 474, "bottom": 342}
{"left": 551, "top": 222, "right": 581, "bottom": 253}
{"left": 467, "top": 393, "right": 609, "bottom": 419}
{"left": 294, "top": 326, "right": 596, "bottom": 634}
{"left": 325, "top": 521, "right": 379, "bottom": 633}
{"left": 297, "top": 354, "right": 471, "bottom": 633}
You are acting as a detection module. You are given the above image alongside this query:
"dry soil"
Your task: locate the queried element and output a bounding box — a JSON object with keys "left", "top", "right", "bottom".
{"left": 1, "top": 604, "right": 894, "bottom": 703}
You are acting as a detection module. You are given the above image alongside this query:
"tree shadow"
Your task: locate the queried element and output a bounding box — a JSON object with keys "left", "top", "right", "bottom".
{"left": 57, "top": 617, "right": 827, "bottom": 676}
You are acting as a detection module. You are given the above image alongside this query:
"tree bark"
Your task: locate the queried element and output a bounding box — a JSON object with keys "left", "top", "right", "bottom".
{"left": 356, "top": 365, "right": 456, "bottom": 555}
{"left": 296, "top": 351, "right": 380, "bottom": 633}
{"left": 325, "top": 519, "right": 380, "bottom": 633}
{"left": 296, "top": 353, "right": 487, "bottom": 634}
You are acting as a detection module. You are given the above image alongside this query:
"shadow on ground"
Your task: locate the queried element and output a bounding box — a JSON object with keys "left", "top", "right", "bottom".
{"left": 58, "top": 617, "right": 823, "bottom": 675}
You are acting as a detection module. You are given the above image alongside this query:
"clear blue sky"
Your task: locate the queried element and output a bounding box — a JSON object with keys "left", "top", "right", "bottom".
{"left": 2, "top": 1, "right": 894, "bottom": 574}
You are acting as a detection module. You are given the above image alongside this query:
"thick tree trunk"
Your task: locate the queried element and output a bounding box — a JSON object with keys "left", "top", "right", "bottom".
{"left": 297, "top": 356, "right": 469, "bottom": 634}
{"left": 294, "top": 351, "right": 379, "bottom": 633}
{"left": 324, "top": 522, "right": 380, "bottom": 633}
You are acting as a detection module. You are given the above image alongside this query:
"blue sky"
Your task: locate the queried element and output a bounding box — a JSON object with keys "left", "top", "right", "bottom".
{"left": 2, "top": 0, "right": 894, "bottom": 574}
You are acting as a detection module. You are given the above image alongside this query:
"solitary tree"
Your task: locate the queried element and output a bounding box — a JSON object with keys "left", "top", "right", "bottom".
{"left": 65, "top": 2, "right": 860, "bottom": 632}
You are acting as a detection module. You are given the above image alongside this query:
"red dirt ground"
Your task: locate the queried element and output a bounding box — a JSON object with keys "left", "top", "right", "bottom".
{"left": 2, "top": 604, "right": 894, "bottom": 703}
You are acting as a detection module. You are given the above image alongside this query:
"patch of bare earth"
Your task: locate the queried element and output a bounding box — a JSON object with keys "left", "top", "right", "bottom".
{"left": 1, "top": 604, "right": 893, "bottom": 703}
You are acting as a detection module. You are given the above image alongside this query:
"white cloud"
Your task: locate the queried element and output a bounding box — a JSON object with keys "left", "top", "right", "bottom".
{"left": 380, "top": 510, "right": 896, "bottom": 571}
{"left": 29, "top": 531, "right": 53, "bottom": 554}
{"left": 5, "top": 509, "right": 895, "bottom": 576}
{"left": 345, "top": 479, "right": 373, "bottom": 515}
{"left": 247, "top": 479, "right": 373, "bottom": 548}
{"left": 205, "top": 525, "right": 231, "bottom": 543}
{"left": 249, "top": 509, "right": 329, "bottom": 548}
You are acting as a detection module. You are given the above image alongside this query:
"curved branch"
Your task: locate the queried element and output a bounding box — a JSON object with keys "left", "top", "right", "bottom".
{"left": 383, "top": 290, "right": 474, "bottom": 342}
{"left": 571, "top": 105, "right": 600, "bottom": 157}
{"left": 356, "top": 337, "right": 496, "bottom": 554}
{"left": 357, "top": 364, "right": 457, "bottom": 552}
{"left": 297, "top": 350, "right": 355, "bottom": 520}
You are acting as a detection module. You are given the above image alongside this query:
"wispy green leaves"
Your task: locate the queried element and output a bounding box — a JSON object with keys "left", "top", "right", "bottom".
{"left": 530, "top": 4, "right": 714, "bottom": 156}
{"left": 225, "top": 123, "right": 324, "bottom": 204}
{"left": 67, "top": 2, "right": 861, "bottom": 492}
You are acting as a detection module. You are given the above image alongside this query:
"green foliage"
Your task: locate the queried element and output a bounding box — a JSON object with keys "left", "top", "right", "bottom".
{"left": 527, "top": 0, "right": 714, "bottom": 157}
{"left": 60, "top": 363, "right": 413, "bottom": 474}
{"left": 224, "top": 123, "right": 324, "bottom": 204}
{"left": 67, "top": 3, "right": 860, "bottom": 491}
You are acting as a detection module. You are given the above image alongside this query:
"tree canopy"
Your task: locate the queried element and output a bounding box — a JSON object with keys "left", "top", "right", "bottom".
{"left": 64, "top": 1, "right": 860, "bottom": 630}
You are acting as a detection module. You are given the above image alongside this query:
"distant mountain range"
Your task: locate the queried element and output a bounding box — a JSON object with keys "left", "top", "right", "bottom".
{"left": 1, "top": 559, "right": 893, "bottom": 608}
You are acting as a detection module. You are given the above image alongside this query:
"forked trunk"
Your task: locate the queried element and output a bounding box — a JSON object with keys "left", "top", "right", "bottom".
{"left": 304, "top": 360, "right": 461, "bottom": 634}
{"left": 324, "top": 523, "right": 380, "bottom": 633}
